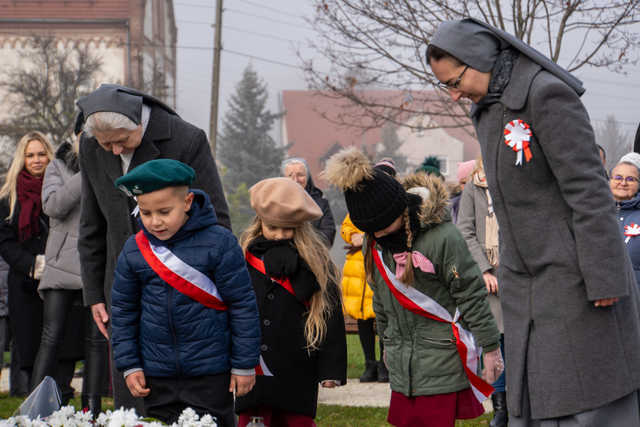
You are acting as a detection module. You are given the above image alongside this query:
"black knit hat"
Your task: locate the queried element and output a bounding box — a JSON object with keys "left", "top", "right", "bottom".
{"left": 323, "top": 147, "right": 407, "bottom": 233}
{"left": 346, "top": 169, "right": 407, "bottom": 232}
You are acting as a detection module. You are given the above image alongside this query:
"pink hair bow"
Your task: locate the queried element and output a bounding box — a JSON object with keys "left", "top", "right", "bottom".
{"left": 393, "top": 251, "right": 435, "bottom": 277}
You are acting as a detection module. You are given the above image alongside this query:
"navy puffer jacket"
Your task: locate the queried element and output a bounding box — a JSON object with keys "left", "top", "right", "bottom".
{"left": 111, "top": 190, "right": 260, "bottom": 377}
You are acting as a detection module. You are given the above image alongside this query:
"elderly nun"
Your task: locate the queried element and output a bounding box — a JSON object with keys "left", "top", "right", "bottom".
{"left": 426, "top": 19, "right": 640, "bottom": 426}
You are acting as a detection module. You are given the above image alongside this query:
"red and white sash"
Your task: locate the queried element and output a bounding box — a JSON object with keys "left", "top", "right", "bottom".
{"left": 135, "top": 231, "right": 227, "bottom": 311}
{"left": 371, "top": 244, "right": 494, "bottom": 403}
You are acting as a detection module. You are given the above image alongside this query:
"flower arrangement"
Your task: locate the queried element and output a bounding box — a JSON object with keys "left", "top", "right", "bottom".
{"left": 0, "top": 406, "right": 218, "bottom": 427}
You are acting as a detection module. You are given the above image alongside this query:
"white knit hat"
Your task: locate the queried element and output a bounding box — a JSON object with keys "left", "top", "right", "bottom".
{"left": 618, "top": 152, "right": 640, "bottom": 172}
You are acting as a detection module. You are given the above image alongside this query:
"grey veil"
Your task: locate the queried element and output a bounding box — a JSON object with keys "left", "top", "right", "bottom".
{"left": 429, "top": 18, "right": 585, "bottom": 96}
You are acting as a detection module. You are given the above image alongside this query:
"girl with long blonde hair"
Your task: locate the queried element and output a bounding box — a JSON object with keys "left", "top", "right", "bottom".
{"left": 0, "top": 131, "right": 54, "bottom": 395}
{"left": 236, "top": 177, "right": 347, "bottom": 427}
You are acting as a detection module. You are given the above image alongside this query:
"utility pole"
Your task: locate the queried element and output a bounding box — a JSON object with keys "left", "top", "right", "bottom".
{"left": 209, "top": 0, "right": 223, "bottom": 153}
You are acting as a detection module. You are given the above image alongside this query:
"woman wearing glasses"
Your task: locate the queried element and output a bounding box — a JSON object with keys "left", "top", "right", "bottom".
{"left": 427, "top": 18, "right": 640, "bottom": 427}
{"left": 611, "top": 153, "right": 640, "bottom": 286}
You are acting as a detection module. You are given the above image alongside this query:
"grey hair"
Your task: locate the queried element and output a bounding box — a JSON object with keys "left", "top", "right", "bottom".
{"left": 83, "top": 111, "right": 138, "bottom": 137}
{"left": 281, "top": 157, "right": 310, "bottom": 178}
{"left": 612, "top": 161, "right": 640, "bottom": 177}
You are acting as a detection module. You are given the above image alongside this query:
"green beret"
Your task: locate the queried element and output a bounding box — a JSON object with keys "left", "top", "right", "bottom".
{"left": 115, "top": 159, "right": 195, "bottom": 196}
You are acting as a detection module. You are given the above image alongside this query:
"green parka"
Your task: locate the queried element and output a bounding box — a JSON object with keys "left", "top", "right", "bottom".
{"left": 368, "top": 175, "right": 499, "bottom": 398}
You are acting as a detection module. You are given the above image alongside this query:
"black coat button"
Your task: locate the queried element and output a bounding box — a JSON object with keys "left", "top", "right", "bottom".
{"left": 263, "top": 319, "right": 271, "bottom": 326}
{"left": 260, "top": 344, "right": 268, "bottom": 351}
{"left": 267, "top": 293, "right": 275, "bottom": 300}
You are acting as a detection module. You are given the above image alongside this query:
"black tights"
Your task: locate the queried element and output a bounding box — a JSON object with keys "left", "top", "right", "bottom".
{"left": 30, "top": 290, "right": 109, "bottom": 402}
{"left": 357, "top": 318, "right": 383, "bottom": 361}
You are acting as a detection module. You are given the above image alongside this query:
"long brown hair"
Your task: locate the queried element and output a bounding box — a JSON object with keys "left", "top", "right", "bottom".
{"left": 240, "top": 217, "right": 342, "bottom": 350}
{"left": 364, "top": 208, "right": 416, "bottom": 286}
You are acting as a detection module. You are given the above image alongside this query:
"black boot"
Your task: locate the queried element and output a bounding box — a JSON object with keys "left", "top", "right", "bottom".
{"left": 81, "top": 394, "right": 102, "bottom": 418}
{"left": 377, "top": 361, "right": 389, "bottom": 383}
{"left": 359, "top": 360, "right": 378, "bottom": 382}
{"left": 490, "top": 391, "right": 508, "bottom": 427}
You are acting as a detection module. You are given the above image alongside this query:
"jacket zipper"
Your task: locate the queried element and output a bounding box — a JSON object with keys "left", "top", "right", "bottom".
{"left": 167, "top": 287, "right": 180, "bottom": 375}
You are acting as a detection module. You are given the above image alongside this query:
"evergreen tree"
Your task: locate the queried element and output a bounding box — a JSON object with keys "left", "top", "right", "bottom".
{"left": 217, "top": 64, "right": 285, "bottom": 191}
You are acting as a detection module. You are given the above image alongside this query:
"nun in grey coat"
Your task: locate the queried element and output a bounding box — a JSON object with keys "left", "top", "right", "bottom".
{"left": 428, "top": 18, "right": 640, "bottom": 426}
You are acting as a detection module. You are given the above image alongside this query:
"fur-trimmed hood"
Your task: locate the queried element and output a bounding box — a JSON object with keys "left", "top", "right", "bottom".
{"left": 401, "top": 172, "right": 450, "bottom": 227}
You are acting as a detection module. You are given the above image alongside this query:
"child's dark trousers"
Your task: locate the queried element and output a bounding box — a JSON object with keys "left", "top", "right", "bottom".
{"left": 144, "top": 372, "right": 235, "bottom": 426}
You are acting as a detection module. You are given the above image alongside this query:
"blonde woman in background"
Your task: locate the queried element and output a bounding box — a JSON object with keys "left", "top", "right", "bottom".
{"left": 0, "top": 131, "right": 54, "bottom": 395}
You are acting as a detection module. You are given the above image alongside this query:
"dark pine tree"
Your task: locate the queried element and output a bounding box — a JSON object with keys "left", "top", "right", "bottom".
{"left": 217, "top": 64, "right": 285, "bottom": 191}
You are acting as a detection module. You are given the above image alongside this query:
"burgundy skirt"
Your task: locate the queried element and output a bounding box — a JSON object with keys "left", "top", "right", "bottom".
{"left": 387, "top": 388, "right": 485, "bottom": 427}
{"left": 238, "top": 407, "right": 316, "bottom": 427}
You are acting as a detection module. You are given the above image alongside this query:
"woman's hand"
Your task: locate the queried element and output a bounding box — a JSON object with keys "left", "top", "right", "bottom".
{"left": 482, "top": 272, "right": 498, "bottom": 294}
{"left": 321, "top": 380, "right": 337, "bottom": 388}
{"left": 594, "top": 298, "right": 619, "bottom": 307}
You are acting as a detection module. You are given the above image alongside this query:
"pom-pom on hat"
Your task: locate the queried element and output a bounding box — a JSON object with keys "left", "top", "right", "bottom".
{"left": 115, "top": 159, "right": 195, "bottom": 196}
{"left": 250, "top": 177, "right": 322, "bottom": 228}
{"left": 323, "top": 147, "right": 407, "bottom": 233}
{"left": 416, "top": 156, "right": 442, "bottom": 177}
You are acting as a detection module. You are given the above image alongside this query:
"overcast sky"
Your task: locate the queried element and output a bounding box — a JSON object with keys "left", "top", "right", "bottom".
{"left": 173, "top": 1, "right": 640, "bottom": 144}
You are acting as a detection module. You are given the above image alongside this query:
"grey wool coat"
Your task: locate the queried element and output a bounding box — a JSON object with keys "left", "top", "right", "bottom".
{"left": 39, "top": 143, "right": 82, "bottom": 293}
{"left": 456, "top": 180, "right": 503, "bottom": 332}
{"left": 471, "top": 54, "right": 640, "bottom": 419}
{"left": 79, "top": 104, "right": 231, "bottom": 309}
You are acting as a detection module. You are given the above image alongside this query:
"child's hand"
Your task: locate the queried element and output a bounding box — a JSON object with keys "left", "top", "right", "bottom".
{"left": 229, "top": 374, "right": 255, "bottom": 397}
{"left": 125, "top": 371, "right": 150, "bottom": 397}
{"left": 321, "top": 380, "right": 337, "bottom": 388}
{"left": 482, "top": 348, "right": 504, "bottom": 384}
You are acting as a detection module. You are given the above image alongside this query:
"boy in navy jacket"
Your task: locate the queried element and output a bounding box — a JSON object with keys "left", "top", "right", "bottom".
{"left": 111, "top": 159, "right": 260, "bottom": 426}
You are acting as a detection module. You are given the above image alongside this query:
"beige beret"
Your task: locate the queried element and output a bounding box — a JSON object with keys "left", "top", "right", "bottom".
{"left": 250, "top": 177, "right": 322, "bottom": 227}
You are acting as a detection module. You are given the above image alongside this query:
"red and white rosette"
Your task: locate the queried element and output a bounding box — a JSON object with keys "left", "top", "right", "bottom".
{"left": 504, "top": 119, "right": 533, "bottom": 166}
{"left": 624, "top": 223, "right": 640, "bottom": 243}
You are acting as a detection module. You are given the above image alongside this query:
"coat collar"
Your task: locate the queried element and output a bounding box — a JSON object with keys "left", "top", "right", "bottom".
{"left": 499, "top": 55, "right": 542, "bottom": 111}
{"left": 471, "top": 55, "right": 542, "bottom": 117}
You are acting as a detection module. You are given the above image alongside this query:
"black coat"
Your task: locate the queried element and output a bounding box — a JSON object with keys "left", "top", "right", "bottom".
{"left": 305, "top": 177, "right": 336, "bottom": 247}
{"left": 0, "top": 198, "right": 48, "bottom": 368}
{"left": 236, "top": 244, "right": 347, "bottom": 418}
{"left": 79, "top": 104, "right": 231, "bottom": 309}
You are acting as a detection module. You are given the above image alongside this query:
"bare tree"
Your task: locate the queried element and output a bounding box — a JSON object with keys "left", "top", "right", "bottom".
{"left": 0, "top": 36, "right": 103, "bottom": 147}
{"left": 595, "top": 115, "right": 632, "bottom": 171}
{"left": 302, "top": 1, "right": 640, "bottom": 132}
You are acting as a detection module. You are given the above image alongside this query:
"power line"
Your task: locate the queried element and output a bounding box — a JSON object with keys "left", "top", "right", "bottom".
{"left": 235, "top": 0, "right": 305, "bottom": 21}
{"left": 225, "top": 8, "right": 310, "bottom": 31}
{"left": 175, "top": 20, "right": 299, "bottom": 43}
{"left": 224, "top": 48, "right": 302, "bottom": 69}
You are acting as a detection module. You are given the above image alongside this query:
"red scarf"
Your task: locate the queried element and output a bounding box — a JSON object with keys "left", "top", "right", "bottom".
{"left": 17, "top": 169, "right": 44, "bottom": 241}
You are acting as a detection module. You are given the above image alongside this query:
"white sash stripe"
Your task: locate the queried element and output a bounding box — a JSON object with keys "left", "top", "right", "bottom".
{"left": 259, "top": 355, "right": 273, "bottom": 376}
{"left": 377, "top": 250, "right": 486, "bottom": 401}
{"left": 149, "top": 242, "right": 223, "bottom": 301}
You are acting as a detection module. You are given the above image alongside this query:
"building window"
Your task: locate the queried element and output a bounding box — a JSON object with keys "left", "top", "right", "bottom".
{"left": 437, "top": 156, "right": 448, "bottom": 176}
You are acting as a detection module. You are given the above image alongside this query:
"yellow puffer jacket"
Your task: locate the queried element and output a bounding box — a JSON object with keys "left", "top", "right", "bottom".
{"left": 340, "top": 215, "right": 375, "bottom": 320}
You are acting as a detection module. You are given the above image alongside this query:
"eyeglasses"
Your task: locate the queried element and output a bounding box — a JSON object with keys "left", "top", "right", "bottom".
{"left": 437, "top": 65, "right": 469, "bottom": 90}
{"left": 612, "top": 175, "right": 639, "bottom": 184}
